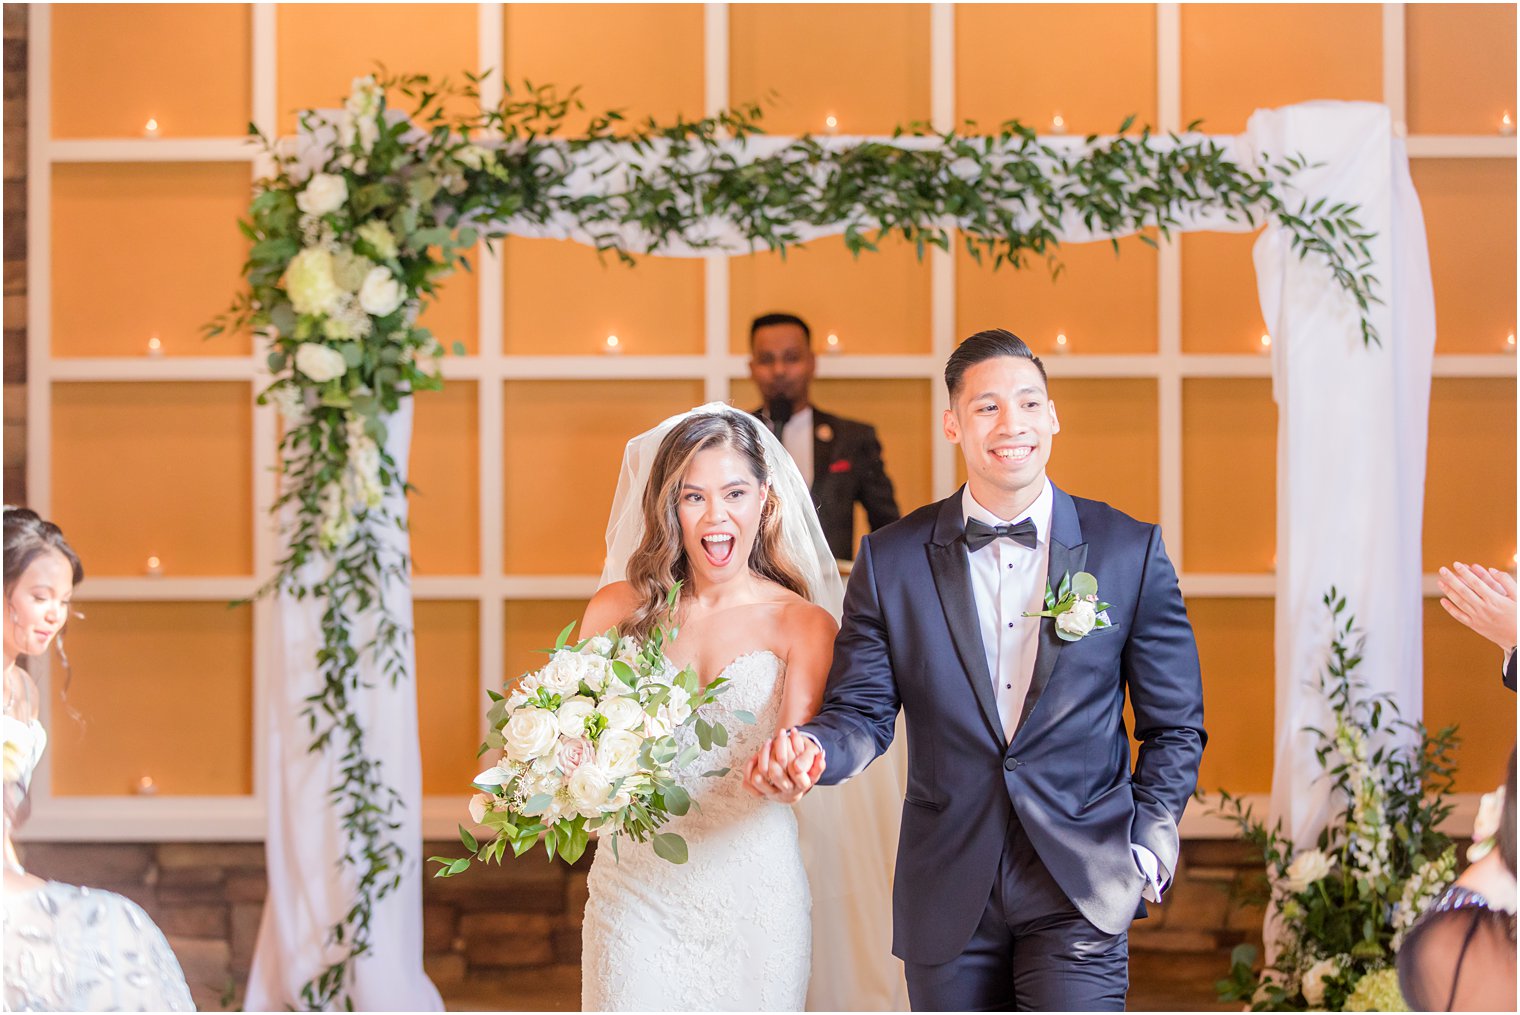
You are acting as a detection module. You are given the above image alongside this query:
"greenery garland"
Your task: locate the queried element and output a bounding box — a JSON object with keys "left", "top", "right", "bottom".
{"left": 210, "top": 70, "right": 1384, "bottom": 1009}
{"left": 1214, "top": 590, "right": 1459, "bottom": 1011}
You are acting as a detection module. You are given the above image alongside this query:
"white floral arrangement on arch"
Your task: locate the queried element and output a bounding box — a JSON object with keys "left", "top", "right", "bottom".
{"left": 433, "top": 590, "right": 749, "bottom": 874}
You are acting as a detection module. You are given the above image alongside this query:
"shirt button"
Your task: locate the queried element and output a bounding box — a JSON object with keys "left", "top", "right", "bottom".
{"left": 1005, "top": 683, "right": 1011, "bottom": 689}
{"left": 1006, "top": 622, "right": 1014, "bottom": 628}
{"left": 1007, "top": 563, "right": 1013, "bottom": 569}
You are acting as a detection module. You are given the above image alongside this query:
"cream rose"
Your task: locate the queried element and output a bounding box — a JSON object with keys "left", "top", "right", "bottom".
{"left": 297, "top": 173, "right": 348, "bottom": 217}
{"left": 1283, "top": 848, "right": 1333, "bottom": 893}
{"left": 567, "top": 762, "right": 614, "bottom": 817}
{"left": 358, "top": 266, "right": 406, "bottom": 318}
{"left": 285, "top": 248, "right": 343, "bottom": 317}
{"left": 556, "top": 697, "right": 596, "bottom": 738}
{"left": 597, "top": 729, "right": 644, "bottom": 778}
{"left": 539, "top": 652, "right": 587, "bottom": 695}
{"left": 1301, "top": 955, "right": 1343, "bottom": 1006}
{"left": 598, "top": 695, "right": 646, "bottom": 732}
{"left": 294, "top": 342, "right": 348, "bottom": 383}
{"left": 1055, "top": 599, "right": 1098, "bottom": 637}
{"left": 468, "top": 792, "right": 492, "bottom": 824}
{"left": 503, "top": 708, "right": 560, "bottom": 763}
{"left": 355, "top": 219, "right": 399, "bottom": 260}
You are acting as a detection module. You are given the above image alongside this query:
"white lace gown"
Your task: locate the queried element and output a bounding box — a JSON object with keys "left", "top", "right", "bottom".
{"left": 582, "top": 650, "right": 811, "bottom": 1011}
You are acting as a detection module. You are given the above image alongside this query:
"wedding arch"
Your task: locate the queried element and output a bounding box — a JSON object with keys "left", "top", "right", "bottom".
{"left": 215, "top": 73, "right": 1433, "bottom": 1009}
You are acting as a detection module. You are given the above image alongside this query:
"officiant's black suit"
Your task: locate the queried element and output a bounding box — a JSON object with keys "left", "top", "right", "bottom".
{"left": 801, "top": 483, "right": 1206, "bottom": 1010}
{"left": 750, "top": 407, "right": 900, "bottom": 561}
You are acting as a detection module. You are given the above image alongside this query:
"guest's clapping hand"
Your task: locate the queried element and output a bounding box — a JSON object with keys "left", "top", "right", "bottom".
{"left": 1438, "top": 562, "right": 1518, "bottom": 650}
{"left": 743, "top": 728, "right": 825, "bottom": 804}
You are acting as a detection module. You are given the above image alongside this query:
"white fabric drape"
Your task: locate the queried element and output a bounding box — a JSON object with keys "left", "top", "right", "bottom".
{"left": 1251, "top": 104, "right": 1434, "bottom": 848}
{"left": 247, "top": 400, "right": 443, "bottom": 1013}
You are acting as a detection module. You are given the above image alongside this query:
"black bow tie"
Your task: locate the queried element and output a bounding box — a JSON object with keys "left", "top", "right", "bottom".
{"left": 964, "top": 517, "right": 1039, "bottom": 552}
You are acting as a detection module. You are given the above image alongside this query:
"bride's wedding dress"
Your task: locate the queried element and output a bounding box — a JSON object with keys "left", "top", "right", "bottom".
{"left": 2, "top": 710, "right": 194, "bottom": 1012}
{"left": 581, "top": 649, "right": 810, "bottom": 1011}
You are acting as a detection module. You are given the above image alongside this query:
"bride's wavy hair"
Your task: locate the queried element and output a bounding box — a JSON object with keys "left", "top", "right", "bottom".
{"left": 623, "top": 412, "right": 808, "bottom": 642}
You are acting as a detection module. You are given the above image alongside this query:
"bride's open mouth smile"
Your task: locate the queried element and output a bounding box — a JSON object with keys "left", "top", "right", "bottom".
{"left": 700, "top": 532, "right": 736, "bottom": 567}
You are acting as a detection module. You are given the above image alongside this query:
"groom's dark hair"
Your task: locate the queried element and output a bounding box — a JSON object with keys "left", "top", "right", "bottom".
{"left": 945, "top": 328, "right": 1048, "bottom": 400}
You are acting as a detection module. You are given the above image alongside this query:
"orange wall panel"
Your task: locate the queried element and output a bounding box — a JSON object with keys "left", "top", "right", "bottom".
{"left": 52, "top": 4, "right": 251, "bottom": 139}
{"left": 1423, "top": 598, "right": 1518, "bottom": 793}
{"left": 957, "top": 237, "right": 1159, "bottom": 356}
{"left": 956, "top": 4, "right": 1157, "bottom": 135}
{"left": 50, "top": 601, "right": 253, "bottom": 796}
{"left": 502, "top": 379, "right": 705, "bottom": 574}
{"left": 416, "top": 600, "right": 482, "bottom": 796}
{"left": 52, "top": 163, "right": 253, "bottom": 357}
{"left": 416, "top": 246, "right": 481, "bottom": 355}
{"left": 1045, "top": 378, "right": 1161, "bottom": 526}
{"left": 52, "top": 382, "right": 253, "bottom": 577}
{"left": 503, "top": 4, "right": 705, "bottom": 133}
{"left": 275, "top": 4, "right": 478, "bottom": 134}
{"left": 1423, "top": 379, "right": 1516, "bottom": 573}
{"left": 1190, "top": 597, "right": 1274, "bottom": 794}
{"left": 1181, "top": 4, "right": 1382, "bottom": 134}
{"left": 730, "top": 4, "right": 931, "bottom": 136}
{"left": 1407, "top": 4, "right": 1518, "bottom": 136}
{"left": 409, "top": 382, "right": 480, "bottom": 576}
{"left": 1413, "top": 160, "right": 1518, "bottom": 355}
{"left": 1181, "top": 231, "right": 1269, "bottom": 354}
{"left": 729, "top": 240, "right": 932, "bottom": 356}
{"left": 1182, "top": 379, "right": 1276, "bottom": 573}
{"left": 503, "top": 241, "right": 704, "bottom": 356}
{"left": 505, "top": 598, "right": 591, "bottom": 690}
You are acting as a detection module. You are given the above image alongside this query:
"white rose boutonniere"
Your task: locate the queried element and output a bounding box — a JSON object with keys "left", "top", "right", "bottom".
{"left": 296, "top": 172, "right": 348, "bottom": 217}
{"left": 1024, "top": 571, "right": 1114, "bottom": 642}
{"left": 293, "top": 342, "right": 348, "bottom": 383}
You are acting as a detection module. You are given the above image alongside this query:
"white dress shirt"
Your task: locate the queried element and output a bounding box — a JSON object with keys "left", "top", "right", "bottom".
{"left": 778, "top": 406, "right": 815, "bottom": 490}
{"left": 961, "top": 482, "right": 1052, "bottom": 743}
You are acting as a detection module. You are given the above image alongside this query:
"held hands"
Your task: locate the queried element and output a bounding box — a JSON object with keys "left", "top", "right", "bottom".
{"left": 743, "top": 728, "right": 825, "bottom": 804}
{"left": 1438, "top": 562, "right": 1518, "bottom": 650}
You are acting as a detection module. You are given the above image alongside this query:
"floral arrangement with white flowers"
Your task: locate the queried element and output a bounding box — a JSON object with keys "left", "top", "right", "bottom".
{"left": 1215, "top": 589, "right": 1460, "bottom": 1012}
{"left": 433, "top": 593, "right": 747, "bottom": 874}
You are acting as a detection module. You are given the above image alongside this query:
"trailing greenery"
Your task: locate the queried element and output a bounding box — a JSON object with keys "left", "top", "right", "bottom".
{"left": 212, "top": 69, "right": 1384, "bottom": 1009}
{"left": 1214, "top": 589, "right": 1459, "bottom": 1011}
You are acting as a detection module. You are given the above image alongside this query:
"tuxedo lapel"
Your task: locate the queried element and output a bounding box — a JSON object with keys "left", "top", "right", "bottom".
{"left": 1014, "top": 487, "right": 1087, "bottom": 738}
{"left": 926, "top": 492, "right": 1004, "bottom": 744}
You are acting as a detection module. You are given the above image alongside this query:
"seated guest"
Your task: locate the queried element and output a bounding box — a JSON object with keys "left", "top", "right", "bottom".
{"left": 747, "top": 312, "right": 901, "bottom": 561}
{"left": 1397, "top": 747, "right": 1517, "bottom": 1012}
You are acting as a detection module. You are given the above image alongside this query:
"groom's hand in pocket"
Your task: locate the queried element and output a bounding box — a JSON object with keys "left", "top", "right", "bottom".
{"left": 744, "top": 730, "right": 824, "bottom": 804}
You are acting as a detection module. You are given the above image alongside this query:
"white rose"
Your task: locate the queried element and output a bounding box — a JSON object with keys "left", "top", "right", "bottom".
{"left": 555, "top": 736, "right": 595, "bottom": 775}
{"left": 665, "top": 684, "right": 692, "bottom": 724}
{"left": 1055, "top": 599, "right": 1097, "bottom": 637}
{"left": 643, "top": 710, "right": 674, "bottom": 740}
{"left": 358, "top": 266, "right": 406, "bottom": 318}
{"left": 1301, "top": 956, "right": 1343, "bottom": 1006}
{"left": 468, "top": 792, "right": 492, "bottom": 824}
{"left": 296, "top": 173, "right": 348, "bottom": 216}
{"left": 585, "top": 635, "right": 614, "bottom": 656}
{"left": 598, "top": 695, "right": 646, "bottom": 732}
{"left": 556, "top": 697, "right": 596, "bottom": 738}
{"left": 567, "top": 762, "right": 614, "bottom": 817}
{"left": 355, "top": 219, "right": 399, "bottom": 260}
{"left": 293, "top": 342, "right": 347, "bottom": 383}
{"left": 539, "top": 652, "right": 587, "bottom": 695}
{"left": 502, "top": 708, "right": 560, "bottom": 763}
{"left": 597, "top": 729, "right": 644, "bottom": 778}
{"left": 284, "top": 248, "right": 343, "bottom": 317}
{"left": 1282, "top": 848, "right": 1333, "bottom": 893}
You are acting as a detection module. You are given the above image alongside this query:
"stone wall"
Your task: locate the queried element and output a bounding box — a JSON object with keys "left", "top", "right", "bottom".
{"left": 18, "top": 837, "right": 1261, "bottom": 1011}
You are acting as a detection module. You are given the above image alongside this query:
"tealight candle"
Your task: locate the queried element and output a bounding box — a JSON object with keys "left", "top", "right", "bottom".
{"left": 1507, "top": 331, "right": 1515, "bottom": 349}
{"left": 1259, "top": 333, "right": 1273, "bottom": 354}
{"left": 143, "top": 118, "right": 160, "bottom": 138}
{"left": 135, "top": 775, "right": 158, "bottom": 796}
{"left": 825, "top": 332, "right": 841, "bottom": 355}
{"left": 604, "top": 334, "right": 621, "bottom": 355}
{"left": 1053, "top": 332, "right": 1069, "bottom": 354}
{"left": 824, "top": 114, "right": 838, "bottom": 134}
{"left": 1501, "top": 111, "right": 1515, "bottom": 137}
{"left": 147, "top": 336, "right": 163, "bottom": 357}
{"left": 145, "top": 555, "right": 162, "bottom": 576}
{"left": 1050, "top": 113, "right": 1067, "bottom": 135}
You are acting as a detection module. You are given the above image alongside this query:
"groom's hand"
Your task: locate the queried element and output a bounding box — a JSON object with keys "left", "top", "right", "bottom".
{"left": 743, "top": 729, "right": 825, "bottom": 803}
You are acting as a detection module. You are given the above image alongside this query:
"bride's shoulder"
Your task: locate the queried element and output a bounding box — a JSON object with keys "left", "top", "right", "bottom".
{"left": 768, "top": 588, "right": 837, "bottom": 634}
{"left": 581, "top": 581, "right": 641, "bottom": 637}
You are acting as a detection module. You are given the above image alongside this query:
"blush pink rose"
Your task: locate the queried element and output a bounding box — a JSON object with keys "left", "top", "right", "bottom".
{"left": 556, "top": 736, "right": 595, "bottom": 775}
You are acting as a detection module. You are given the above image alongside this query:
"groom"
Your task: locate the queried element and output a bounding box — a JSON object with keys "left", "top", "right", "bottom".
{"left": 746, "top": 329, "right": 1205, "bottom": 1010}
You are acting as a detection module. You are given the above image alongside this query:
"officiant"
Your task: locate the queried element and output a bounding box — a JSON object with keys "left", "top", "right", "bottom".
{"left": 748, "top": 312, "right": 901, "bottom": 562}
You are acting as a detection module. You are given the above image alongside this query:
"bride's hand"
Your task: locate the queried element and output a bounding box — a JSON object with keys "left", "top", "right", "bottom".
{"left": 743, "top": 730, "right": 823, "bottom": 803}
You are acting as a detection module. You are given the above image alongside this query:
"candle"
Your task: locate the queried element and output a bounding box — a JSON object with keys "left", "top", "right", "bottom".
{"left": 824, "top": 114, "right": 838, "bottom": 133}
{"left": 604, "top": 334, "right": 621, "bottom": 355}
{"left": 1050, "top": 113, "right": 1067, "bottom": 135}
{"left": 135, "top": 775, "right": 158, "bottom": 796}
{"left": 1259, "top": 333, "right": 1272, "bottom": 354}
{"left": 825, "top": 332, "right": 841, "bottom": 355}
{"left": 1053, "top": 332, "right": 1069, "bottom": 354}
{"left": 145, "top": 555, "right": 162, "bottom": 576}
{"left": 1507, "top": 331, "right": 1515, "bottom": 349}
{"left": 143, "top": 118, "right": 160, "bottom": 138}
{"left": 1501, "top": 111, "right": 1515, "bottom": 137}
{"left": 147, "top": 336, "right": 163, "bottom": 357}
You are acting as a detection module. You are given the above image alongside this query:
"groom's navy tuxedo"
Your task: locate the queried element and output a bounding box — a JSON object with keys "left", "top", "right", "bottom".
{"left": 802, "top": 484, "right": 1205, "bottom": 1007}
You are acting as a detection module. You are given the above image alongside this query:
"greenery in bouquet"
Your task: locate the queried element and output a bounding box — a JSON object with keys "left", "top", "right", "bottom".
{"left": 1216, "top": 590, "right": 1460, "bottom": 1011}
{"left": 433, "top": 587, "right": 751, "bottom": 874}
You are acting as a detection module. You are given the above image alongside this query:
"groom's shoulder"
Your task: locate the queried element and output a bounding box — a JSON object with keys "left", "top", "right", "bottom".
{"left": 1067, "top": 492, "right": 1158, "bottom": 544}
{"left": 860, "top": 497, "right": 943, "bottom": 554}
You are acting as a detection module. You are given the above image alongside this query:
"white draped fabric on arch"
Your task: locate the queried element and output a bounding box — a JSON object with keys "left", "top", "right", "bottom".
{"left": 251, "top": 101, "right": 1433, "bottom": 1009}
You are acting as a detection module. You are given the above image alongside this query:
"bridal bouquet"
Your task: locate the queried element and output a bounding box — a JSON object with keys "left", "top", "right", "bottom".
{"left": 1215, "top": 589, "right": 1459, "bottom": 1012}
{"left": 432, "top": 593, "right": 747, "bottom": 873}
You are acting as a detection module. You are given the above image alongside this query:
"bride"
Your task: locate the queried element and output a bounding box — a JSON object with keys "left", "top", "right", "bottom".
{"left": 578, "top": 405, "right": 842, "bottom": 1011}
